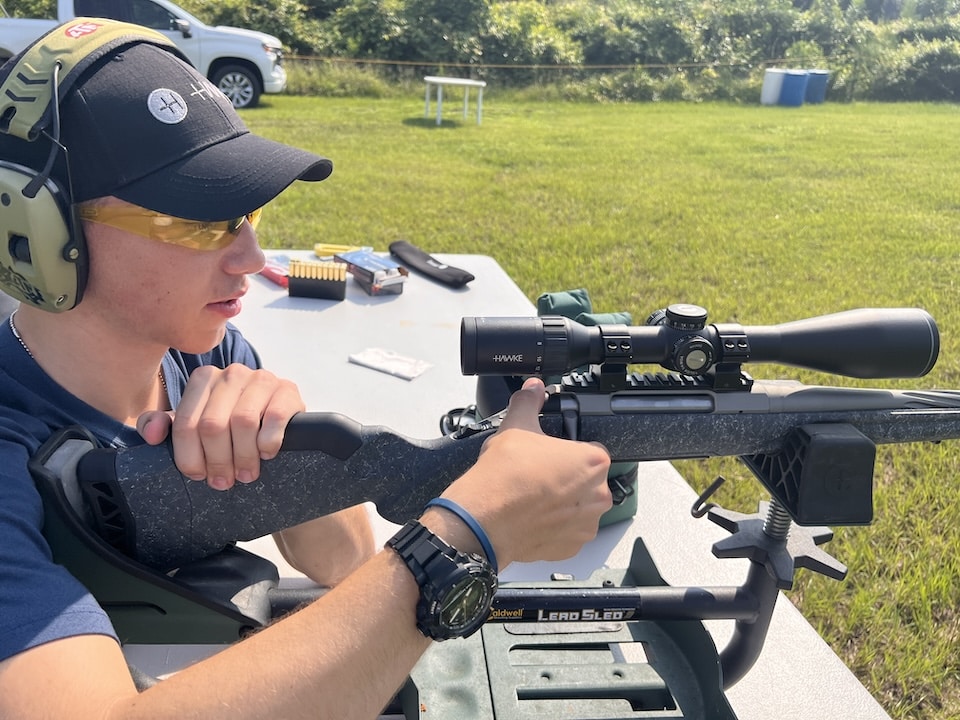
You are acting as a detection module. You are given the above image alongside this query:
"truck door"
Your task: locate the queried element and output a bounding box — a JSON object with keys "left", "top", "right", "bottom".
{"left": 73, "top": 0, "right": 203, "bottom": 71}
{"left": 129, "top": 0, "right": 203, "bottom": 71}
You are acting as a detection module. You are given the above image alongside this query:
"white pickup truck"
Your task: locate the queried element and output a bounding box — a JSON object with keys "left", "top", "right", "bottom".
{"left": 0, "top": 0, "right": 287, "bottom": 108}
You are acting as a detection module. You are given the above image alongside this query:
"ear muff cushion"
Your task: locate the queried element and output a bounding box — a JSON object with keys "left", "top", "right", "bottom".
{"left": 0, "top": 161, "right": 83, "bottom": 312}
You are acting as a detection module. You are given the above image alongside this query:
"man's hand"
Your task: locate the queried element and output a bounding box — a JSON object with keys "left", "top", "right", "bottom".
{"left": 137, "top": 364, "right": 305, "bottom": 490}
{"left": 433, "top": 377, "right": 613, "bottom": 568}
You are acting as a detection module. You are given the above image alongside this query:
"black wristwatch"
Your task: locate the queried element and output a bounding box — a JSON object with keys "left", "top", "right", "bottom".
{"left": 386, "top": 520, "right": 498, "bottom": 641}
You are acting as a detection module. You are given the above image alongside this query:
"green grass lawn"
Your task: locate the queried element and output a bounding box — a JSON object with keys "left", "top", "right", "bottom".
{"left": 244, "top": 94, "right": 960, "bottom": 720}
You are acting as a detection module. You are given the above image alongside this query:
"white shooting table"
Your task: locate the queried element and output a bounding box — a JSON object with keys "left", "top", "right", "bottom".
{"left": 125, "top": 252, "right": 890, "bottom": 719}
{"left": 424, "top": 75, "right": 486, "bottom": 125}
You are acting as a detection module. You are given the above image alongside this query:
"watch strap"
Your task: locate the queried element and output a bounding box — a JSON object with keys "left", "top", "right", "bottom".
{"left": 386, "top": 520, "right": 439, "bottom": 588}
{"left": 386, "top": 520, "right": 496, "bottom": 640}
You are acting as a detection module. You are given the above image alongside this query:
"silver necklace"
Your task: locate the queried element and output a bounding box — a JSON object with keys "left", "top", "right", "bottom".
{"left": 8, "top": 310, "right": 32, "bottom": 358}
{"left": 10, "top": 309, "right": 168, "bottom": 392}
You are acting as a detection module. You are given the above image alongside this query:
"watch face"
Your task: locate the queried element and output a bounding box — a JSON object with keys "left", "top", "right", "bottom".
{"left": 438, "top": 574, "right": 493, "bottom": 633}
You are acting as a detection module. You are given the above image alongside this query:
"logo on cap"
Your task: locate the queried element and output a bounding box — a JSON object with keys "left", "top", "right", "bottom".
{"left": 147, "top": 88, "right": 188, "bottom": 124}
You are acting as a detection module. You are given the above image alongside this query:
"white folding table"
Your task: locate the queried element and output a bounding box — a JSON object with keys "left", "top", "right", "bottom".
{"left": 424, "top": 75, "right": 486, "bottom": 125}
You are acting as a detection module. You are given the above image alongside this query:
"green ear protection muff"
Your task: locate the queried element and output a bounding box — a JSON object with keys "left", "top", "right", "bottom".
{"left": 0, "top": 18, "right": 181, "bottom": 312}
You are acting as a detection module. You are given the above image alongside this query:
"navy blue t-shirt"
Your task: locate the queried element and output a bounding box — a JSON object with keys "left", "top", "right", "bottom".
{"left": 0, "top": 319, "right": 260, "bottom": 662}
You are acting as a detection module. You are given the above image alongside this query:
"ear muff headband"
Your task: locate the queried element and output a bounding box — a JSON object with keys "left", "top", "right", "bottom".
{"left": 0, "top": 19, "right": 185, "bottom": 312}
{"left": 0, "top": 18, "right": 182, "bottom": 141}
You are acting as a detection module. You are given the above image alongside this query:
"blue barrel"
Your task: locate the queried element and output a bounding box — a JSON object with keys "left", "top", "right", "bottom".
{"left": 778, "top": 70, "right": 809, "bottom": 107}
{"left": 805, "top": 69, "right": 830, "bottom": 103}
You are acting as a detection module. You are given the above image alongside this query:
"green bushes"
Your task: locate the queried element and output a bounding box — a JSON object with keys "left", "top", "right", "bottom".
{"left": 279, "top": 1, "right": 960, "bottom": 103}
{"left": 10, "top": 0, "right": 960, "bottom": 102}
{"left": 869, "top": 38, "right": 960, "bottom": 101}
{"left": 283, "top": 59, "right": 399, "bottom": 97}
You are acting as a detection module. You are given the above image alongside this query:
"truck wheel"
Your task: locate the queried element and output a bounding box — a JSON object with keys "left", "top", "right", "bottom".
{"left": 211, "top": 65, "right": 261, "bottom": 109}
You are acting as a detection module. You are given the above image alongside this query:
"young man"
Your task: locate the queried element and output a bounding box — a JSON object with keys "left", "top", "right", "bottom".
{"left": 0, "top": 22, "right": 613, "bottom": 720}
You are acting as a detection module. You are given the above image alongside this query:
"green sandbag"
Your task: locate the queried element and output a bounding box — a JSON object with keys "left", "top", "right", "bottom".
{"left": 536, "top": 288, "right": 638, "bottom": 528}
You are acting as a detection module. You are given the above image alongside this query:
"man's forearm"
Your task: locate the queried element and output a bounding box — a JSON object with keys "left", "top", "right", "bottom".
{"left": 274, "top": 504, "right": 376, "bottom": 586}
{"left": 119, "top": 547, "right": 429, "bottom": 720}
{"left": 0, "top": 547, "right": 430, "bottom": 720}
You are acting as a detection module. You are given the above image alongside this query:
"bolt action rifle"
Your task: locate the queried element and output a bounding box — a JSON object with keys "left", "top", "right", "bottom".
{"left": 29, "top": 304, "right": 960, "bottom": 696}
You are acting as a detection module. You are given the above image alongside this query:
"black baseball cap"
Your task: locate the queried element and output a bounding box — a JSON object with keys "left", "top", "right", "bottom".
{"left": 1, "top": 38, "right": 332, "bottom": 221}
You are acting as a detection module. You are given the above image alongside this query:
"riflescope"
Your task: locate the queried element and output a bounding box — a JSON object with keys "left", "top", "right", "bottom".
{"left": 460, "top": 305, "right": 940, "bottom": 379}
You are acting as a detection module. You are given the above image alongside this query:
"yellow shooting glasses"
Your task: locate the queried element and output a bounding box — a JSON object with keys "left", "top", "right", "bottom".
{"left": 78, "top": 203, "right": 263, "bottom": 250}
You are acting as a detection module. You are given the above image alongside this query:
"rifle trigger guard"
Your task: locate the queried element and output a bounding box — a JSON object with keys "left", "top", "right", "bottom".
{"left": 608, "top": 475, "right": 634, "bottom": 506}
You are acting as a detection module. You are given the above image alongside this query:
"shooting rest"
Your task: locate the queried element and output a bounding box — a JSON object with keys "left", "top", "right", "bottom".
{"left": 32, "top": 425, "right": 740, "bottom": 717}
{"left": 29, "top": 425, "right": 310, "bottom": 645}
{"left": 400, "top": 552, "right": 736, "bottom": 720}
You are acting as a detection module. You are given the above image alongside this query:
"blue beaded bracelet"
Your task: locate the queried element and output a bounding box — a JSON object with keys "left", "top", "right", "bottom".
{"left": 423, "top": 497, "right": 499, "bottom": 574}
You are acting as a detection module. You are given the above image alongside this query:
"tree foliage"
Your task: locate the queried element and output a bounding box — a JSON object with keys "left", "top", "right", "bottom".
{"left": 5, "top": 0, "right": 960, "bottom": 100}
{"left": 218, "top": 0, "right": 960, "bottom": 101}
